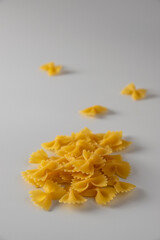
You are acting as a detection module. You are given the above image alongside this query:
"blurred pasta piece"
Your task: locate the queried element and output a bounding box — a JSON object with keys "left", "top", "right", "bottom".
{"left": 121, "top": 83, "right": 146, "bottom": 100}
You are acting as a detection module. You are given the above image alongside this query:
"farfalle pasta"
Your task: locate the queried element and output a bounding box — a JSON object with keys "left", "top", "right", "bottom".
{"left": 80, "top": 105, "right": 108, "bottom": 117}
{"left": 121, "top": 83, "right": 146, "bottom": 100}
{"left": 40, "top": 62, "right": 62, "bottom": 76}
{"left": 22, "top": 128, "right": 136, "bottom": 210}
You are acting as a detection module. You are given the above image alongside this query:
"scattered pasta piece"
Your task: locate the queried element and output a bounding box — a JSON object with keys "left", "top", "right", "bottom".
{"left": 22, "top": 128, "right": 135, "bottom": 210}
{"left": 40, "top": 62, "right": 62, "bottom": 76}
{"left": 121, "top": 83, "right": 146, "bottom": 100}
{"left": 80, "top": 105, "right": 108, "bottom": 117}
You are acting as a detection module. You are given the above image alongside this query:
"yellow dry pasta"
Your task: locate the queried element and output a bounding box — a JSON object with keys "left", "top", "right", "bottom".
{"left": 40, "top": 62, "right": 62, "bottom": 76}
{"left": 72, "top": 174, "right": 107, "bottom": 192}
{"left": 29, "top": 149, "right": 48, "bottom": 163}
{"left": 121, "top": 83, "right": 146, "bottom": 100}
{"left": 30, "top": 180, "right": 66, "bottom": 210}
{"left": 59, "top": 188, "right": 87, "bottom": 204}
{"left": 95, "top": 187, "right": 116, "bottom": 205}
{"left": 22, "top": 128, "right": 136, "bottom": 210}
{"left": 80, "top": 105, "right": 108, "bottom": 117}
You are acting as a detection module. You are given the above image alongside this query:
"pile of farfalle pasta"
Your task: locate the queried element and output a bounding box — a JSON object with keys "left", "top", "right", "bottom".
{"left": 22, "top": 128, "right": 136, "bottom": 210}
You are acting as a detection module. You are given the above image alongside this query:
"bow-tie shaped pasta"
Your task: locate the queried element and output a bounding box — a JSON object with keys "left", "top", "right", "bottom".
{"left": 59, "top": 188, "right": 86, "bottom": 204}
{"left": 114, "top": 181, "right": 136, "bottom": 193}
{"left": 72, "top": 174, "right": 107, "bottom": 192}
{"left": 32, "top": 160, "right": 61, "bottom": 180}
{"left": 121, "top": 83, "right": 146, "bottom": 100}
{"left": 81, "top": 187, "right": 117, "bottom": 205}
{"left": 41, "top": 135, "right": 72, "bottom": 152}
{"left": 95, "top": 187, "right": 116, "bottom": 205}
{"left": 100, "top": 131, "right": 122, "bottom": 147}
{"left": 29, "top": 149, "right": 48, "bottom": 164}
{"left": 108, "top": 176, "right": 136, "bottom": 193}
{"left": 30, "top": 180, "right": 66, "bottom": 210}
{"left": 102, "top": 159, "right": 131, "bottom": 179}
{"left": 80, "top": 105, "right": 108, "bottom": 117}
{"left": 22, "top": 128, "right": 135, "bottom": 210}
{"left": 100, "top": 131, "right": 132, "bottom": 152}
{"left": 40, "top": 62, "right": 62, "bottom": 76}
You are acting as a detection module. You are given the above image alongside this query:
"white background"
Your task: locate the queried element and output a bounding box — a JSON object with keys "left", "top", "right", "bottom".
{"left": 0, "top": 0, "right": 160, "bottom": 240}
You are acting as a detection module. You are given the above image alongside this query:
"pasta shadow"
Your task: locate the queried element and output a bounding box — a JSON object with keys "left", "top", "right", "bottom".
{"left": 59, "top": 67, "right": 77, "bottom": 76}
{"left": 144, "top": 90, "right": 160, "bottom": 101}
{"left": 96, "top": 109, "right": 117, "bottom": 119}
{"left": 123, "top": 137, "right": 144, "bottom": 153}
{"left": 58, "top": 199, "right": 100, "bottom": 212}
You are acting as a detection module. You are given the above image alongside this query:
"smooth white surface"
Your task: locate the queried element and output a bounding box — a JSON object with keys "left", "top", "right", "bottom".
{"left": 0, "top": 0, "right": 160, "bottom": 239}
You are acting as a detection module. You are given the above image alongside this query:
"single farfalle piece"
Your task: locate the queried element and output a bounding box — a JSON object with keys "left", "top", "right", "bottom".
{"left": 114, "top": 181, "right": 136, "bottom": 193}
{"left": 40, "top": 62, "right": 62, "bottom": 76}
{"left": 41, "top": 135, "right": 71, "bottom": 153}
{"left": 111, "top": 140, "right": 132, "bottom": 152}
{"left": 102, "top": 160, "right": 131, "bottom": 179}
{"left": 107, "top": 176, "right": 135, "bottom": 193}
{"left": 80, "top": 105, "right": 107, "bottom": 117}
{"left": 59, "top": 188, "right": 87, "bottom": 204}
{"left": 100, "top": 131, "right": 123, "bottom": 148}
{"left": 30, "top": 180, "right": 66, "bottom": 210}
{"left": 29, "top": 149, "right": 48, "bottom": 163}
{"left": 121, "top": 83, "right": 146, "bottom": 100}
{"left": 100, "top": 131, "right": 131, "bottom": 152}
{"left": 72, "top": 174, "right": 107, "bottom": 192}
{"left": 53, "top": 135, "right": 72, "bottom": 151}
{"left": 95, "top": 187, "right": 116, "bottom": 205}
{"left": 30, "top": 190, "right": 52, "bottom": 210}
